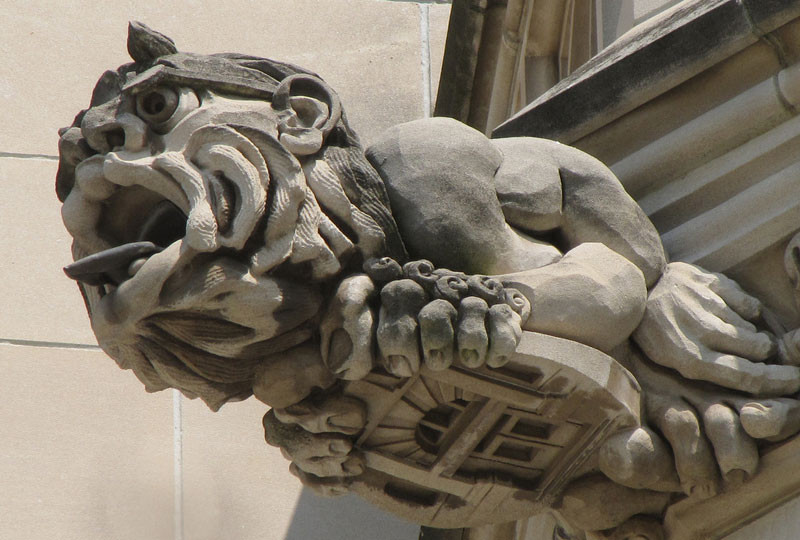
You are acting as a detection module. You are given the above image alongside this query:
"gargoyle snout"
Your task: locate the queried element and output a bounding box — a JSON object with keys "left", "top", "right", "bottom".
{"left": 81, "top": 101, "right": 147, "bottom": 154}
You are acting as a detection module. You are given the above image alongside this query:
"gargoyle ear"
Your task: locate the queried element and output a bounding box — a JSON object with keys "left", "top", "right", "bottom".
{"left": 273, "top": 74, "right": 343, "bottom": 156}
{"left": 127, "top": 21, "right": 178, "bottom": 64}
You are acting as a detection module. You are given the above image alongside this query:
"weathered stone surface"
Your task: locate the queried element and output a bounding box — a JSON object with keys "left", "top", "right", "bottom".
{"left": 367, "top": 117, "right": 510, "bottom": 274}
{"left": 338, "top": 331, "right": 641, "bottom": 528}
{"left": 492, "top": 137, "right": 563, "bottom": 232}
{"left": 634, "top": 262, "right": 795, "bottom": 395}
{"left": 429, "top": 4, "right": 452, "bottom": 111}
{"left": 432, "top": 0, "right": 487, "bottom": 122}
{"left": 742, "top": 0, "right": 800, "bottom": 31}
{"left": 494, "top": 136, "right": 668, "bottom": 287}
{"left": 502, "top": 242, "right": 647, "bottom": 353}
{"left": 55, "top": 23, "right": 800, "bottom": 540}
{"left": 492, "top": 0, "right": 800, "bottom": 143}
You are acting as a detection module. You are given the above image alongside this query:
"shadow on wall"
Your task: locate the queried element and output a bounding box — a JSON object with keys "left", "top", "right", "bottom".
{"left": 284, "top": 488, "right": 419, "bottom": 540}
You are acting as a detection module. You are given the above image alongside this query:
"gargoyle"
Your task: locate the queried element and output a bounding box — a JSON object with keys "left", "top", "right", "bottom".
{"left": 57, "top": 22, "right": 800, "bottom": 539}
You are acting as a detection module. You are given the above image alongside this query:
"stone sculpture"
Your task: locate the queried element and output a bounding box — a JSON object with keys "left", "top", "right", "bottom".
{"left": 57, "top": 22, "right": 800, "bottom": 539}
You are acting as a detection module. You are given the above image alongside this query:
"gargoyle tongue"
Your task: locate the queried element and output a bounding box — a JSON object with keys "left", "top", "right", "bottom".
{"left": 64, "top": 241, "right": 163, "bottom": 286}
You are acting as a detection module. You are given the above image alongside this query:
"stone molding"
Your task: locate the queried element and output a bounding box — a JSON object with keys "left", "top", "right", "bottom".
{"left": 492, "top": 0, "right": 800, "bottom": 142}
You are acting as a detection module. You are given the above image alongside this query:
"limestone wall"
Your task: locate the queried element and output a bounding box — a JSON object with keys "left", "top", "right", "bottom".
{"left": 0, "top": 2, "right": 449, "bottom": 539}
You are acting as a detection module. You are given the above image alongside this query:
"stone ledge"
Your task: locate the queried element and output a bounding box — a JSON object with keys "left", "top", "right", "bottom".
{"left": 664, "top": 435, "right": 800, "bottom": 540}
{"left": 492, "top": 0, "right": 800, "bottom": 142}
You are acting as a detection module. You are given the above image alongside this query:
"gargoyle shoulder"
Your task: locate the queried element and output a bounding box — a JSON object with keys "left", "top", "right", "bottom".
{"left": 366, "top": 118, "right": 566, "bottom": 235}
{"left": 365, "top": 117, "right": 509, "bottom": 273}
{"left": 491, "top": 136, "right": 564, "bottom": 233}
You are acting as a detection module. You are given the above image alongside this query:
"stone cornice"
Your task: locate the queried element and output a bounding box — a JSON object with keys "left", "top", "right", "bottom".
{"left": 492, "top": 0, "right": 800, "bottom": 142}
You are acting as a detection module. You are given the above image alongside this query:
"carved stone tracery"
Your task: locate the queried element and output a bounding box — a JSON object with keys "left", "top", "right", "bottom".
{"left": 335, "top": 331, "right": 640, "bottom": 528}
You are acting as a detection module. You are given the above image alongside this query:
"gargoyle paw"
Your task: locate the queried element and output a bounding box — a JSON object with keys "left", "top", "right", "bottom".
{"left": 319, "top": 274, "right": 377, "bottom": 380}
{"left": 263, "top": 408, "right": 364, "bottom": 486}
{"left": 370, "top": 259, "right": 529, "bottom": 377}
{"left": 274, "top": 394, "right": 367, "bottom": 436}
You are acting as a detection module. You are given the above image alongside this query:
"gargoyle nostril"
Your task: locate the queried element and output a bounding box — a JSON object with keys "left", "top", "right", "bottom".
{"left": 104, "top": 127, "right": 126, "bottom": 150}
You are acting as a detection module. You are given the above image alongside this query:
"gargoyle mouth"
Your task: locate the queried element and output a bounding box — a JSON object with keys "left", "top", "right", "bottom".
{"left": 63, "top": 194, "right": 194, "bottom": 288}
{"left": 63, "top": 241, "right": 164, "bottom": 286}
{"left": 62, "top": 136, "right": 250, "bottom": 288}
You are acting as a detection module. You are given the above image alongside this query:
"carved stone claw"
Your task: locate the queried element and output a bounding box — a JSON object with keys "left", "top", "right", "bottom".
{"left": 739, "top": 398, "right": 800, "bottom": 441}
{"left": 374, "top": 259, "right": 528, "bottom": 377}
{"left": 557, "top": 475, "right": 671, "bottom": 534}
{"left": 418, "top": 299, "right": 457, "bottom": 371}
{"left": 274, "top": 395, "right": 367, "bottom": 436}
{"left": 377, "top": 279, "right": 427, "bottom": 377}
{"left": 486, "top": 304, "right": 522, "bottom": 367}
{"left": 628, "top": 339, "right": 800, "bottom": 499}
{"left": 320, "top": 274, "right": 377, "bottom": 381}
{"left": 363, "top": 256, "right": 403, "bottom": 284}
{"left": 633, "top": 262, "right": 798, "bottom": 396}
{"left": 264, "top": 409, "right": 364, "bottom": 480}
{"left": 778, "top": 328, "right": 800, "bottom": 366}
{"left": 645, "top": 394, "right": 720, "bottom": 499}
{"left": 598, "top": 427, "right": 680, "bottom": 493}
{"left": 286, "top": 445, "right": 365, "bottom": 481}
{"left": 457, "top": 297, "right": 490, "bottom": 367}
{"left": 784, "top": 232, "right": 800, "bottom": 306}
{"left": 702, "top": 403, "right": 758, "bottom": 482}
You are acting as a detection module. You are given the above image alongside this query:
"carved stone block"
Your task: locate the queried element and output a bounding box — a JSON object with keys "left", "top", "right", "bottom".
{"left": 56, "top": 23, "right": 800, "bottom": 540}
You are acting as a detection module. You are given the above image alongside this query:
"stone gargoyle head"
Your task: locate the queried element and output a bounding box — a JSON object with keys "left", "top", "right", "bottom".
{"left": 56, "top": 22, "right": 406, "bottom": 410}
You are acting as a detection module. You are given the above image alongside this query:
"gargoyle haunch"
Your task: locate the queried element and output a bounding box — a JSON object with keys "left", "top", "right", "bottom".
{"left": 58, "top": 22, "right": 800, "bottom": 537}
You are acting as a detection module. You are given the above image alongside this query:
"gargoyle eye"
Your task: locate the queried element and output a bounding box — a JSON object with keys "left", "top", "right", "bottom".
{"left": 136, "top": 86, "right": 179, "bottom": 125}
